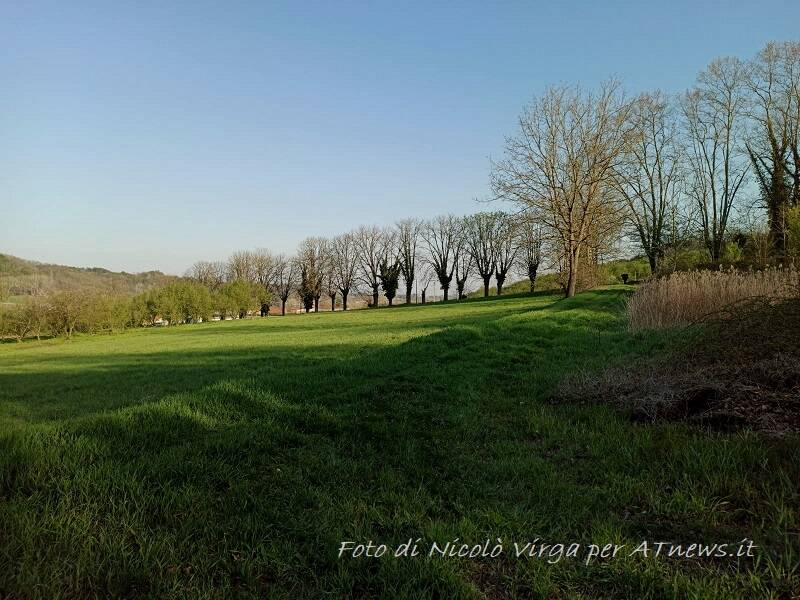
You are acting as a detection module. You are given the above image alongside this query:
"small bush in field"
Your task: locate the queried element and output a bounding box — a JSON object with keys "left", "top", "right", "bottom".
{"left": 626, "top": 267, "right": 800, "bottom": 330}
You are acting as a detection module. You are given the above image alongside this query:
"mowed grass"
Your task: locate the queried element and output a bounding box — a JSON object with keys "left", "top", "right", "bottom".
{"left": 1, "top": 289, "right": 798, "bottom": 598}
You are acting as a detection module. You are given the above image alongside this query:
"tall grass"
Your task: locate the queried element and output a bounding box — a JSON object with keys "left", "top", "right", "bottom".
{"left": 626, "top": 267, "right": 800, "bottom": 329}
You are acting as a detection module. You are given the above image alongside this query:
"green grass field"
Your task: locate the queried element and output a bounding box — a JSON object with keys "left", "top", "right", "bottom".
{"left": 1, "top": 289, "right": 798, "bottom": 598}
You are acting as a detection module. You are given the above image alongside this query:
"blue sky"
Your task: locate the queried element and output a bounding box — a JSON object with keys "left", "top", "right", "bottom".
{"left": 3, "top": 0, "right": 799, "bottom": 274}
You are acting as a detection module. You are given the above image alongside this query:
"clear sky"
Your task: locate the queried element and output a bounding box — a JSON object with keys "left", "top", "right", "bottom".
{"left": 3, "top": 0, "right": 799, "bottom": 274}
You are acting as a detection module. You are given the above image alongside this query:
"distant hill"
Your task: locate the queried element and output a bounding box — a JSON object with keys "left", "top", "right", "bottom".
{"left": 0, "top": 254, "right": 179, "bottom": 301}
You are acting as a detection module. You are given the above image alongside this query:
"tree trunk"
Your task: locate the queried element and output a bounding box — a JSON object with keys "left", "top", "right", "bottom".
{"left": 442, "top": 287, "right": 449, "bottom": 301}
{"left": 342, "top": 290, "right": 349, "bottom": 311}
{"left": 565, "top": 246, "right": 580, "bottom": 298}
{"left": 372, "top": 288, "right": 379, "bottom": 308}
{"left": 281, "top": 298, "right": 286, "bottom": 316}
{"left": 405, "top": 284, "right": 412, "bottom": 304}
{"left": 710, "top": 238, "right": 722, "bottom": 263}
{"left": 421, "top": 290, "right": 426, "bottom": 304}
{"left": 566, "top": 263, "right": 578, "bottom": 298}
{"left": 483, "top": 275, "right": 491, "bottom": 298}
{"left": 496, "top": 277, "right": 505, "bottom": 296}
{"left": 388, "top": 297, "right": 393, "bottom": 306}
{"left": 260, "top": 303, "right": 269, "bottom": 317}
{"left": 330, "top": 294, "right": 335, "bottom": 311}
{"left": 314, "top": 296, "right": 320, "bottom": 312}
{"left": 768, "top": 200, "right": 787, "bottom": 260}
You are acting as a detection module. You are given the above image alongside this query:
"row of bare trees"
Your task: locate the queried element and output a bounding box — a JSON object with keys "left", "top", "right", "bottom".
{"left": 187, "top": 212, "right": 544, "bottom": 314}
{"left": 493, "top": 41, "right": 800, "bottom": 296}
{"left": 188, "top": 41, "right": 799, "bottom": 306}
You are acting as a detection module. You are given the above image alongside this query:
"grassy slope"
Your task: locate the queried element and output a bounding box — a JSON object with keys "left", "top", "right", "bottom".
{"left": 0, "top": 289, "right": 797, "bottom": 598}
{"left": 470, "top": 258, "right": 653, "bottom": 298}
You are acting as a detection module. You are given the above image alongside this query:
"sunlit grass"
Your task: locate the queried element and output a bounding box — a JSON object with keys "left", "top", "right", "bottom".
{"left": 1, "top": 289, "right": 798, "bottom": 597}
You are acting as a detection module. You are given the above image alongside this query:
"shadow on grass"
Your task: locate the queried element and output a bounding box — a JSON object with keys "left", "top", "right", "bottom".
{"left": 1, "top": 289, "right": 798, "bottom": 597}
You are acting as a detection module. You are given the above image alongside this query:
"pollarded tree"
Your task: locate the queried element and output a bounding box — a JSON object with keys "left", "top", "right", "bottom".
{"left": 323, "top": 241, "right": 338, "bottom": 311}
{"left": 331, "top": 232, "right": 358, "bottom": 311}
{"left": 454, "top": 246, "right": 473, "bottom": 300}
{"left": 494, "top": 213, "right": 519, "bottom": 295}
{"left": 396, "top": 218, "right": 422, "bottom": 304}
{"left": 354, "top": 225, "right": 385, "bottom": 307}
{"left": 274, "top": 255, "right": 297, "bottom": 316}
{"left": 492, "top": 80, "right": 632, "bottom": 297}
{"left": 682, "top": 57, "right": 750, "bottom": 262}
{"left": 378, "top": 257, "right": 402, "bottom": 306}
{"left": 298, "top": 264, "right": 316, "bottom": 313}
{"left": 516, "top": 218, "right": 544, "bottom": 293}
{"left": 617, "top": 91, "right": 684, "bottom": 273}
{"left": 423, "top": 214, "right": 462, "bottom": 301}
{"left": 464, "top": 211, "right": 500, "bottom": 297}
{"left": 297, "top": 237, "right": 325, "bottom": 312}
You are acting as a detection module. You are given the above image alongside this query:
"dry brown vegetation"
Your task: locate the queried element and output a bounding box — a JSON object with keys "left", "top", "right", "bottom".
{"left": 558, "top": 294, "right": 800, "bottom": 435}
{"left": 625, "top": 267, "right": 800, "bottom": 329}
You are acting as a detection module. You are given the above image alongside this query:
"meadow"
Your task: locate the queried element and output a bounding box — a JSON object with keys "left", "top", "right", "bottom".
{"left": 1, "top": 289, "right": 798, "bottom": 598}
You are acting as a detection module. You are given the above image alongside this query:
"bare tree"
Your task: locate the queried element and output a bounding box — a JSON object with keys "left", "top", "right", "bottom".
{"left": 682, "top": 57, "right": 750, "bottom": 262}
{"left": 423, "top": 214, "right": 462, "bottom": 301}
{"left": 323, "top": 241, "right": 337, "bottom": 311}
{"left": 492, "top": 81, "right": 631, "bottom": 297}
{"left": 274, "top": 255, "right": 297, "bottom": 316}
{"left": 331, "top": 232, "right": 359, "bottom": 311}
{"left": 464, "top": 211, "right": 500, "bottom": 297}
{"left": 325, "top": 273, "right": 337, "bottom": 311}
{"left": 252, "top": 249, "right": 278, "bottom": 316}
{"left": 454, "top": 238, "right": 473, "bottom": 300}
{"left": 618, "top": 91, "right": 684, "bottom": 273}
{"left": 418, "top": 264, "right": 435, "bottom": 304}
{"left": 186, "top": 260, "right": 224, "bottom": 289}
{"left": 746, "top": 41, "right": 800, "bottom": 259}
{"left": 227, "top": 250, "right": 255, "bottom": 282}
{"left": 516, "top": 217, "right": 543, "bottom": 293}
{"left": 396, "top": 218, "right": 422, "bottom": 304}
{"left": 354, "top": 225, "right": 385, "bottom": 307}
{"left": 494, "top": 213, "right": 519, "bottom": 295}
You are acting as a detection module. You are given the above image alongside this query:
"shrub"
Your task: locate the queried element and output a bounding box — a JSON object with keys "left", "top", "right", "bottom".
{"left": 47, "top": 290, "right": 85, "bottom": 338}
{"left": 219, "top": 280, "right": 259, "bottom": 319}
{"left": 78, "top": 292, "right": 131, "bottom": 333}
{"left": 0, "top": 302, "right": 42, "bottom": 341}
{"left": 131, "top": 289, "right": 160, "bottom": 326}
{"left": 626, "top": 267, "right": 800, "bottom": 330}
{"left": 155, "top": 281, "right": 214, "bottom": 325}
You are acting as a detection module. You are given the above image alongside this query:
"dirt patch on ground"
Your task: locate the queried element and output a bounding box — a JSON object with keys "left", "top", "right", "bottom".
{"left": 555, "top": 297, "right": 800, "bottom": 436}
